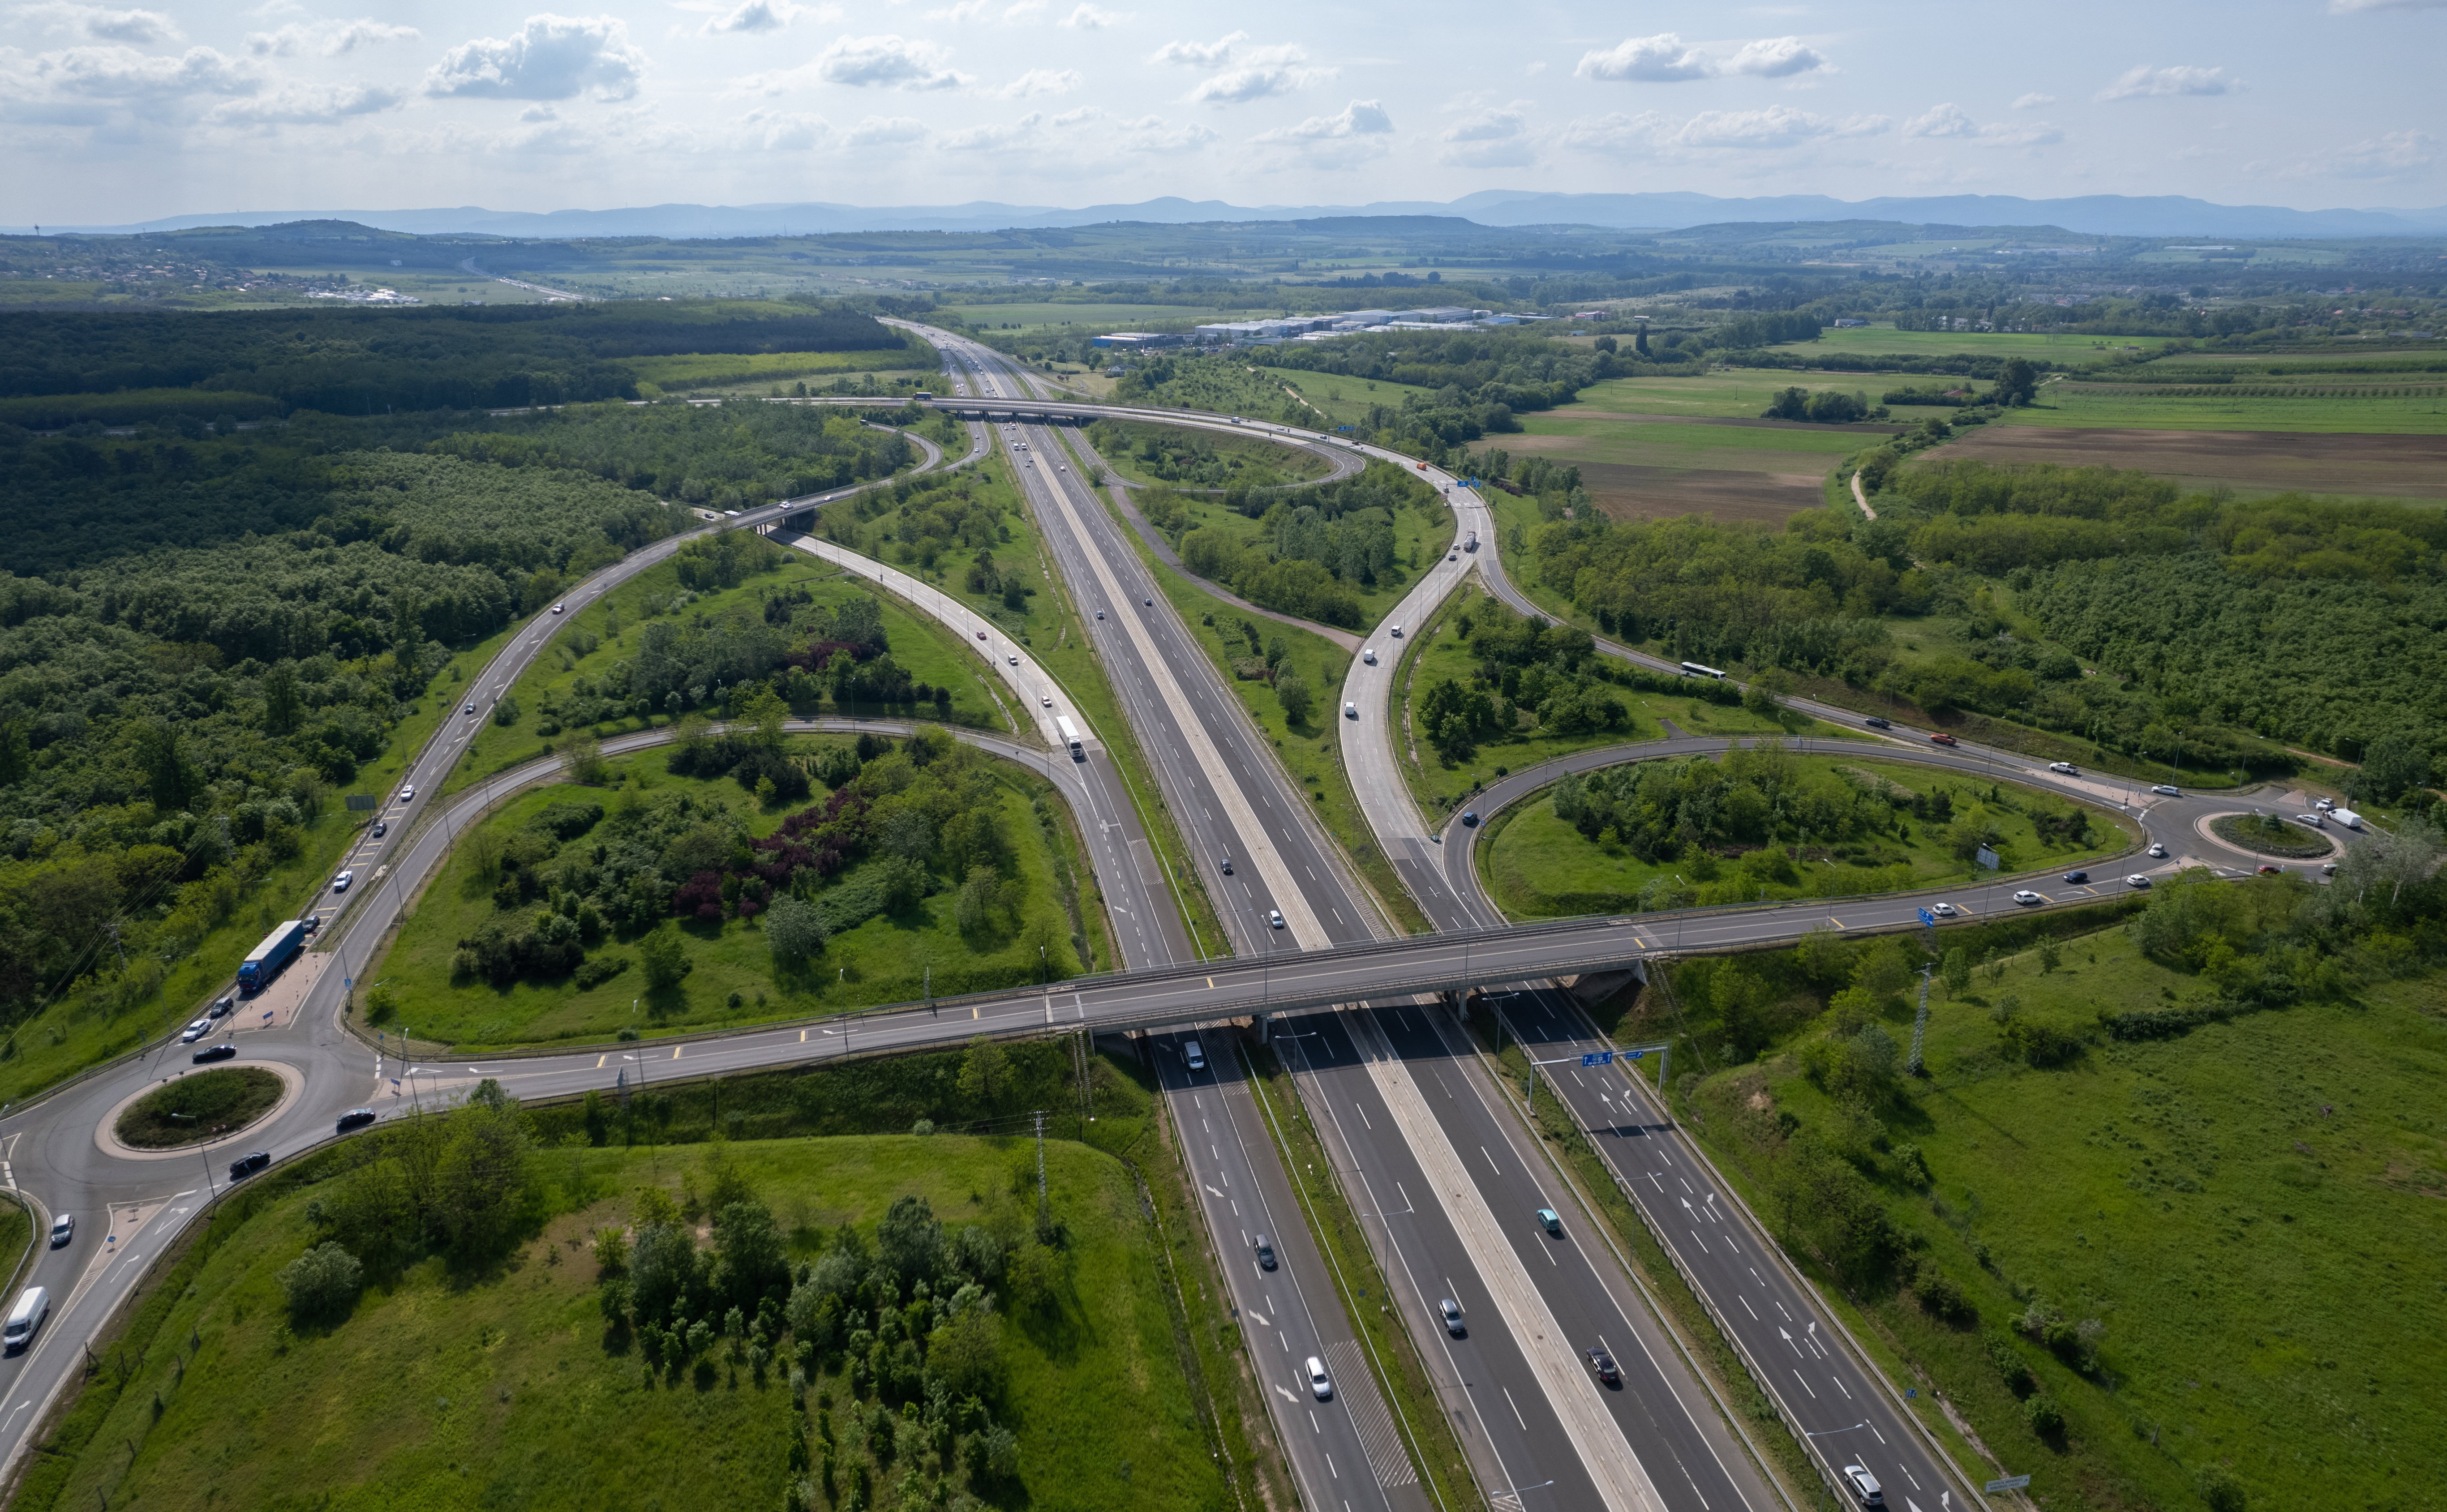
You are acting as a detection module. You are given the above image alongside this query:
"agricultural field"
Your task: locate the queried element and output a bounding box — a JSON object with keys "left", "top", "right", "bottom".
{"left": 21, "top": 1126, "right": 1225, "bottom": 1512}
{"left": 1678, "top": 923, "right": 2447, "bottom": 1512}
{"left": 1478, "top": 753, "right": 2132, "bottom": 920}
{"left": 1542, "top": 370, "right": 1964, "bottom": 421}
{"left": 1509, "top": 407, "right": 1877, "bottom": 526}
{"left": 1764, "top": 327, "right": 2181, "bottom": 361}
{"left": 380, "top": 737, "right": 1105, "bottom": 1051}
{"left": 1931, "top": 422, "right": 2447, "bottom": 501}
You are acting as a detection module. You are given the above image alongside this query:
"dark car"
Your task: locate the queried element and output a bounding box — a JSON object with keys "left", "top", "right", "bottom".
{"left": 1461, "top": 812, "right": 1480, "bottom": 828}
{"left": 2062, "top": 870, "right": 2089, "bottom": 884}
{"left": 1864, "top": 716, "right": 1891, "bottom": 730}
{"left": 2258, "top": 864, "right": 2281, "bottom": 875}
{"left": 372, "top": 820, "right": 387, "bottom": 839}
{"left": 1254, "top": 1235, "right": 1275, "bottom": 1271}
{"left": 1586, "top": 1346, "right": 1621, "bottom": 1386}
{"left": 336, "top": 1108, "right": 377, "bottom": 1133}
{"left": 228, "top": 1151, "right": 270, "bottom": 1180}
{"left": 192, "top": 1042, "right": 236, "bottom": 1064}
{"left": 1220, "top": 857, "right": 1234, "bottom": 876}
{"left": 208, "top": 996, "right": 234, "bottom": 1019}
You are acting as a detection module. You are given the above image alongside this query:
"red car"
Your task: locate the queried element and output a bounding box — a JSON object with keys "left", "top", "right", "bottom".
{"left": 975, "top": 630, "right": 987, "bottom": 640}
{"left": 1930, "top": 733, "right": 1958, "bottom": 747}
{"left": 2257, "top": 865, "right": 2281, "bottom": 875}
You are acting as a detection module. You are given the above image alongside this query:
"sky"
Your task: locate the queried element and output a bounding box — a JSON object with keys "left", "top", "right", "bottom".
{"left": 2, "top": 0, "right": 2442, "bottom": 224}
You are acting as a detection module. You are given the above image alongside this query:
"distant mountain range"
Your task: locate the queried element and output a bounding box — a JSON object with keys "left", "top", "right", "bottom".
{"left": 20, "top": 190, "right": 2447, "bottom": 241}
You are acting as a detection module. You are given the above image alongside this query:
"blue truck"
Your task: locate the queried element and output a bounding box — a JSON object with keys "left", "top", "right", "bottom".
{"left": 237, "top": 919, "right": 307, "bottom": 995}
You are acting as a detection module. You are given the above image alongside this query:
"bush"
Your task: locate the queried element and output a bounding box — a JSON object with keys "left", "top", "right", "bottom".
{"left": 1986, "top": 1331, "right": 2035, "bottom": 1394}
{"left": 2022, "top": 1392, "right": 2065, "bottom": 1438}
{"left": 572, "top": 954, "right": 629, "bottom": 989}
{"left": 277, "top": 1241, "right": 363, "bottom": 1325}
{"left": 2196, "top": 1464, "right": 2248, "bottom": 1512}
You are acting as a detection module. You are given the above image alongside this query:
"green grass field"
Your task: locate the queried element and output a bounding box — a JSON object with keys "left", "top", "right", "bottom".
{"left": 1990, "top": 381, "right": 2447, "bottom": 434}
{"left": 1544, "top": 371, "right": 1970, "bottom": 421}
{"left": 1479, "top": 754, "right": 2131, "bottom": 920}
{"left": 449, "top": 554, "right": 1012, "bottom": 799}
{"left": 626, "top": 346, "right": 936, "bottom": 391}
{"left": 1686, "top": 930, "right": 2447, "bottom": 1512}
{"left": 1513, "top": 412, "right": 1882, "bottom": 472}
{"left": 386, "top": 741, "right": 1103, "bottom": 1050}
{"left": 31, "top": 1132, "right": 1221, "bottom": 1512}
{"left": 1090, "top": 419, "right": 1335, "bottom": 491}
{"left": 1765, "top": 328, "right": 2181, "bottom": 362}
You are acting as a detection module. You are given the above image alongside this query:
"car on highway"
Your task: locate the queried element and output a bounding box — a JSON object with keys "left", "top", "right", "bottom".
{"left": 1267, "top": 909, "right": 1284, "bottom": 929}
{"left": 1586, "top": 1346, "right": 1621, "bottom": 1387}
{"left": 1219, "top": 857, "right": 1233, "bottom": 875}
{"left": 1439, "top": 1298, "right": 1465, "bottom": 1336}
{"left": 372, "top": 821, "right": 386, "bottom": 839}
{"left": 464, "top": 702, "right": 477, "bottom": 715}
{"left": 332, "top": 870, "right": 354, "bottom": 893}
{"left": 1095, "top": 609, "right": 1105, "bottom": 619}
{"left": 2258, "top": 864, "right": 2282, "bottom": 875}
{"left": 1536, "top": 1208, "right": 1562, "bottom": 1236}
{"left": 180, "top": 1018, "right": 210, "bottom": 1043}
{"left": 1040, "top": 695, "right": 1052, "bottom": 707}
{"left": 4, "top": 1287, "right": 49, "bottom": 1354}
{"left": 2147, "top": 842, "right": 2168, "bottom": 858}
{"left": 1362, "top": 647, "right": 1376, "bottom": 664}
{"left": 1864, "top": 716, "right": 1891, "bottom": 730}
{"left": 2126, "top": 874, "right": 2152, "bottom": 889}
{"left": 1182, "top": 1039, "right": 1206, "bottom": 1073}
{"left": 1142, "top": 597, "right": 1153, "bottom": 607}
{"left": 1007, "top": 654, "right": 1018, "bottom": 666}
{"left": 336, "top": 1109, "right": 377, "bottom": 1132}
{"left": 2012, "top": 889, "right": 2044, "bottom": 906}
{"left": 228, "top": 1151, "right": 271, "bottom": 1181}
{"left": 1390, "top": 624, "right": 1403, "bottom": 637}
{"left": 551, "top": 603, "right": 564, "bottom": 614}
{"left": 2048, "top": 761, "right": 2080, "bottom": 775}
{"left": 399, "top": 785, "right": 415, "bottom": 803}
{"left": 209, "top": 996, "right": 233, "bottom": 1018}
{"left": 1930, "top": 902, "right": 1957, "bottom": 917}
{"left": 1460, "top": 811, "right": 1479, "bottom": 827}
{"left": 2062, "top": 870, "right": 2089, "bottom": 884}
{"left": 48, "top": 1214, "right": 72, "bottom": 1248}
{"left": 2151, "top": 784, "right": 2182, "bottom": 797}
{"left": 1344, "top": 701, "right": 1357, "bottom": 719}
{"left": 1447, "top": 552, "right": 1457, "bottom": 561}
{"left": 975, "top": 630, "right": 987, "bottom": 640}
{"left": 1842, "top": 1463, "right": 1885, "bottom": 1508}
{"left": 2322, "top": 861, "right": 2338, "bottom": 876}
{"left": 1929, "top": 732, "right": 1958, "bottom": 746}
{"left": 193, "top": 1042, "right": 236, "bottom": 1064}
{"left": 1254, "top": 1235, "right": 1275, "bottom": 1271}
{"left": 2316, "top": 797, "right": 2336, "bottom": 811}
{"left": 1304, "top": 1356, "right": 1333, "bottom": 1401}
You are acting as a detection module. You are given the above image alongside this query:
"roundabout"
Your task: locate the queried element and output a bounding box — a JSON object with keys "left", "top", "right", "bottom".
{"left": 96, "top": 1060, "right": 306, "bottom": 1161}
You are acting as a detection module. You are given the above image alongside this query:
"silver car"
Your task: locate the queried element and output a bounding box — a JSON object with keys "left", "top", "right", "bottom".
{"left": 180, "top": 1018, "right": 210, "bottom": 1044}
{"left": 1305, "top": 1356, "right": 1333, "bottom": 1401}
{"left": 1439, "top": 1298, "right": 1465, "bottom": 1336}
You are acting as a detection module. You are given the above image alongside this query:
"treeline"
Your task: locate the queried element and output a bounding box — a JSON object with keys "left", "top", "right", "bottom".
{"left": 0, "top": 300, "right": 906, "bottom": 415}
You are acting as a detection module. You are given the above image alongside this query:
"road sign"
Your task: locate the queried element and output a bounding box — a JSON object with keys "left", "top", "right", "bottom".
{"left": 1917, "top": 907, "right": 1936, "bottom": 927}
{"left": 1626, "top": 1049, "right": 1644, "bottom": 1059}
{"left": 1580, "top": 1051, "right": 1613, "bottom": 1067}
{"left": 1985, "top": 1474, "right": 2031, "bottom": 1492}
{"left": 345, "top": 795, "right": 379, "bottom": 812}
{"left": 1976, "top": 844, "right": 2001, "bottom": 871}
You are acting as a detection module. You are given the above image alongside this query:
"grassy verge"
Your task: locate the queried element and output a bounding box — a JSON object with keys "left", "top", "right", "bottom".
{"left": 2207, "top": 814, "right": 2331, "bottom": 859}
{"left": 1243, "top": 1040, "right": 1482, "bottom": 1508}
{"left": 1086, "top": 417, "right": 1336, "bottom": 490}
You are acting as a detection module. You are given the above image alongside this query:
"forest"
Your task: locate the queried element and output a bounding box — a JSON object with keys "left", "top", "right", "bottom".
{"left": 0, "top": 300, "right": 907, "bottom": 416}
{"left": 1531, "top": 461, "right": 2446, "bottom": 788}
{"left": 1165, "top": 460, "right": 1444, "bottom": 627}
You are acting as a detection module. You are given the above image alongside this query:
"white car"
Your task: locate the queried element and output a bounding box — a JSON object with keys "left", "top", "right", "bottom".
{"left": 399, "top": 785, "right": 415, "bottom": 803}
{"left": 2294, "top": 813, "right": 2323, "bottom": 828}
{"left": 2150, "top": 784, "right": 2181, "bottom": 797}
{"left": 1305, "top": 1356, "right": 1334, "bottom": 1401}
{"left": 1040, "top": 695, "right": 1052, "bottom": 707}
{"left": 551, "top": 603, "right": 565, "bottom": 614}
{"left": 180, "top": 1019, "right": 210, "bottom": 1043}
{"left": 2126, "top": 874, "right": 2153, "bottom": 889}
{"left": 1007, "top": 654, "right": 1018, "bottom": 666}
{"left": 2146, "top": 842, "right": 2168, "bottom": 858}
{"left": 1362, "top": 647, "right": 1376, "bottom": 664}
{"left": 2012, "top": 889, "right": 2044, "bottom": 905}
{"left": 1268, "top": 909, "right": 1285, "bottom": 929}
{"left": 2048, "top": 761, "right": 2078, "bottom": 775}
{"left": 2316, "top": 797, "right": 2336, "bottom": 811}
{"left": 331, "top": 870, "right": 355, "bottom": 893}
{"left": 1930, "top": 901, "right": 1958, "bottom": 917}
{"left": 47, "top": 1214, "right": 72, "bottom": 1248}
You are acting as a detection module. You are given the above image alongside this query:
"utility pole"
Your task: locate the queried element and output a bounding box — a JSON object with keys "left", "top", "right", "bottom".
{"left": 1032, "top": 1109, "right": 1048, "bottom": 1234}
{"left": 1907, "top": 963, "right": 1933, "bottom": 1077}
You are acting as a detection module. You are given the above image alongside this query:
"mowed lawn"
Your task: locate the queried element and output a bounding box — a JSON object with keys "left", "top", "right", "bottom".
{"left": 387, "top": 744, "right": 1098, "bottom": 1050}
{"left": 1479, "top": 754, "right": 2131, "bottom": 919}
{"left": 49, "top": 1135, "right": 1219, "bottom": 1512}
{"left": 1691, "top": 934, "right": 2447, "bottom": 1511}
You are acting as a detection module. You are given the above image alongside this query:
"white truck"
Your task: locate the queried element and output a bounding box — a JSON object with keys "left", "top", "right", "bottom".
{"left": 1464, "top": 530, "right": 1478, "bottom": 552}
{"left": 1055, "top": 715, "right": 1083, "bottom": 760}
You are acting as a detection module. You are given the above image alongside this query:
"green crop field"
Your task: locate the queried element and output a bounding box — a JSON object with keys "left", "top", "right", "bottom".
{"left": 383, "top": 737, "right": 1104, "bottom": 1051}
{"left": 24, "top": 1129, "right": 1223, "bottom": 1512}
{"left": 1682, "top": 928, "right": 2447, "bottom": 1512}
{"left": 1544, "top": 371, "right": 1966, "bottom": 421}
{"left": 1766, "top": 327, "right": 2181, "bottom": 361}
{"left": 1987, "top": 381, "right": 2447, "bottom": 435}
{"left": 1478, "top": 754, "right": 2132, "bottom": 920}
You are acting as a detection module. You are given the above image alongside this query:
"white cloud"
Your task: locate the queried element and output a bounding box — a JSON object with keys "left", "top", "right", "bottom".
{"left": 1255, "top": 97, "right": 1390, "bottom": 141}
{"left": 941, "top": 104, "right": 1101, "bottom": 151}
{"left": 813, "top": 33, "right": 970, "bottom": 90}
{"left": 2327, "top": 128, "right": 2435, "bottom": 176}
{"left": 1118, "top": 112, "right": 1215, "bottom": 151}
{"left": 700, "top": 0, "right": 837, "bottom": 35}
{"left": 1153, "top": 30, "right": 1242, "bottom": 67}
{"left": 1903, "top": 101, "right": 2061, "bottom": 147}
{"left": 1060, "top": 3, "right": 1124, "bottom": 26}
{"left": 924, "top": 0, "right": 989, "bottom": 21}
{"left": 1188, "top": 44, "right": 1323, "bottom": 104}
{"left": 844, "top": 113, "right": 926, "bottom": 145}
{"left": 1725, "top": 36, "right": 1825, "bottom": 78}
{"left": 18, "top": 43, "right": 257, "bottom": 99}
{"left": 1558, "top": 110, "right": 1666, "bottom": 151}
{"left": 2012, "top": 92, "right": 2056, "bottom": 109}
{"left": 245, "top": 18, "right": 419, "bottom": 57}
{"left": 424, "top": 15, "right": 648, "bottom": 102}
{"left": 1675, "top": 105, "right": 1886, "bottom": 148}
{"left": 519, "top": 103, "right": 555, "bottom": 121}
{"left": 1576, "top": 32, "right": 1714, "bottom": 82}
{"left": 1002, "top": 0, "right": 1046, "bottom": 19}
{"left": 206, "top": 79, "right": 403, "bottom": 124}
{"left": 1902, "top": 103, "right": 1975, "bottom": 137}
{"left": 1438, "top": 102, "right": 1533, "bottom": 167}
{"left": 997, "top": 66, "right": 1080, "bottom": 98}
{"left": 17, "top": 3, "right": 180, "bottom": 43}
{"left": 2100, "top": 64, "right": 2232, "bottom": 99}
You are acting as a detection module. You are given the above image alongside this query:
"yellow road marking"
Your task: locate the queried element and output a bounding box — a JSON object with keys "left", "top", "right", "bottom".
{"left": 799, "top": 1029, "right": 807, "bottom": 1042}
{"left": 1829, "top": 917, "right": 1846, "bottom": 929}
{"left": 971, "top": 1005, "right": 979, "bottom": 1019}
{"left": 671, "top": 1046, "right": 682, "bottom": 1059}
{"left": 1206, "top": 977, "right": 1215, "bottom": 989}
{"left": 595, "top": 1054, "right": 606, "bottom": 1068}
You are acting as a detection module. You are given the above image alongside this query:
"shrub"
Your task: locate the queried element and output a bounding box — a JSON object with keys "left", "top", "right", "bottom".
{"left": 277, "top": 1241, "right": 363, "bottom": 1325}
{"left": 1911, "top": 1267, "right": 1975, "bottom": 1325}
{"left": 1986, "top": 1331, "right": 2035, "bottom": 1394}
{"left": 2022, "top": 1393, "right": 2064, "bottom": 1438}
{"left": 2197, "top": 1464, "right": 2248, "bottom": 1512}
{"left": 572, "top": 954, "right": 629, "bottom": 989}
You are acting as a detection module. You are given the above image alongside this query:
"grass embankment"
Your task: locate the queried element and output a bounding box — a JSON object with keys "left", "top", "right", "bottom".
{"left": 836, "top": 450, "right": 1226, "bottom": 958}
{"left": 1087, "top": 417, "right": 1335, "bottom": 491}
{"left": 1391, "top": 587, "right": 1833, "bottom": 818}
{"left": 1677, "top": 926, "right": 2447, "bottom": 1512}
{"left": 1101, "top": 477, "right": 1429, "bottom": 936}
{"left": 0, "top": 625, "right": 513, "bottom": 1108}
{"left": 21, "top": 1039, "right": 1288, "bottom": 1512}
{"left": 1243, "top": 1041, "right": 1482, "bottom": 1508}
{"left": 449, "top": 550, "right": 1009, "bottom": 800}
{"left": 383, "top": 740, "right": 1108, "bottom": 1051}
{"left": 1481, "top": 754, "right": 2134, "bottom": 921}
{"left": 114, "top": 1067, "right": 285, "bottom": 1148}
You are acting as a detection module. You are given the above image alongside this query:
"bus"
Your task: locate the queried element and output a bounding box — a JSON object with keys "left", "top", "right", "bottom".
{"left": 1679, "top": 661, "right": 1726, "bottom": 681}
{"left": 1055, "top": 715, "right": 1083, "bottom": 760}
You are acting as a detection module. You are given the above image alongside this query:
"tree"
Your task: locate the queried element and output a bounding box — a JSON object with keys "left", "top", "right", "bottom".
{"left": 741, "top": 683, "right": 789, "bottom": 750}
{"left": 927, "top": 1305, "right": 1005, "bottom": 1398}
{"left": 2355, "top": 731, "right": 2430, "bottom": 804}
{"left": 1274, "top": 670, "right": 1314, "bottom": 725}
{"left": 133, "top": 719, "right": 197, "bottom": 812}
{"left": 876, "top": 1195, "right": 943, "bottom": 1287}
{"left": 262, "top": 660, "right": 303, "bottom": 737}
{"left": 558, "top": 732, "right": 610, "bottom": 786}
{"left": 957, "top": 1035, "right": 1010, "bottom": 1112}
{"left": 278, "top": 1241, "right": 363, "bottom": 1324}
{"left": 1992, "top": 358, "right": 2038, "bottom": 407}
{"left": 765, "top": 895, "right": 828, "bottom": 963}
{"left": 1940, "top": 947, "right": 1971, "bottom": 997}
{"left": 714, "top": 1200, "right": 790, "bottom": 1307}
{"left": 432, "top": 1088, "right": 532, "bottom": 1261}
{"left": 879, "top": 809, "right": 933, "bottom": 865}
{"left": 639, "top": 923, "right": 691, "bottom": 989}
{"left": 629, "top": 1221, "right": 698, "bottom": 1324}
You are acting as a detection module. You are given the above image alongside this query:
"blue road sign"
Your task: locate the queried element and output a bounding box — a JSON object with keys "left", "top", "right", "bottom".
{"left": 1581, "top": 1051, "right": 1614, "bottom": 1067}
{"left": 1626, "top": 1049, "right": 1645, "bottom": 1059}
{"left": 1918, "top": 907, "right": 1936, "bottom": 927}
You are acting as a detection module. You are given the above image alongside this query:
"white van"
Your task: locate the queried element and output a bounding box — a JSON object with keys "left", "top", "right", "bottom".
{"left": 1344, "top": 702, "right": 1357, "bottom": 720}
{"left": 4, "top": 1286, "right": 48, "bottom": 1354}
{"left": 1362, "top": 647, "right": 1376, "bottom": 664}
{"left": 1389, "top": 624, "right": 1403, "bottom": 638}
{"left": 1183, "top": 1039, "right": 1206, "bottom": 1073}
